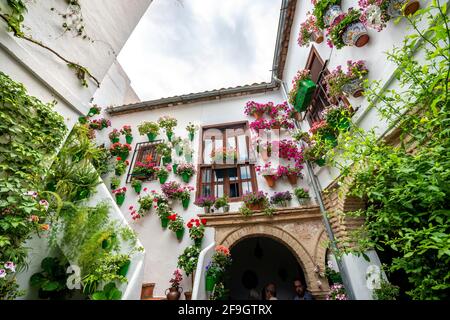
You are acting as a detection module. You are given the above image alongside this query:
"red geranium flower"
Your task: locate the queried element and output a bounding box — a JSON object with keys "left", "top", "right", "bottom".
{"left": 201, "top": 219, "right": 207, "bottom": 225}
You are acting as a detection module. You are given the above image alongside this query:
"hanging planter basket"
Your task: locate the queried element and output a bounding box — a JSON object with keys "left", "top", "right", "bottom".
{"left": 342, "top": 22, "right": 370, "bottom": 48}
{"left": 294, "top": 79, "right": 316, "bottom": 113}
{"left": 175, "top": 228, "right": 185, "bottom": 240}
{"left": 287, "top": 174, "right": 298, "bottom": 185}
{"left": 181, "top": 172, "right": 191, "bottom": 183}
{"left": 388, "top": 0, "right": 420, "bottom": 17}
{"left": 182, "top": 198, "right": 190, "bottom": 209}
{"left": 263, "top": 175, "right": 277, "bottom": 188}
{"left": 133, "top": 184, "right": 142, "bottom": 194}
{"left": 205, "top": 275, "right": 217, "bottom": 292}
{"left": 115, "top": 194, "right": 125, "bottom": 206}
{"left": 125, "top": 135, "right": 133, "bottom": 144}
{"left": 161, "top": 216, "right": 169, "bottom": 229}
{"left": 147, "top": 132, "right": 157, "bottom": 142}
{"left": 342, "top": 77, "right": 365, "bottom": 98}
{"left": 159, "top": 175, "right": 168, "bottom": 184}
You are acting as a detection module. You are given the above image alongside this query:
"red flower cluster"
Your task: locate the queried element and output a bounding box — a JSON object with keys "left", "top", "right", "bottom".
{"left": 112, "top": 187, "right": 127, "bottom": 195}
{"left": 168, "top": 213, "right": 179, "bottom": 221}
{"left": 309, "top": 120, "right": 328, "bottom": 135}
{"left": 120, "top": 125, "right": 132, "bottom": 135}
{"left": 187, "top": 218, "right": 207, "bottom": 229}
{"left": 215, "top": 245, "right": 230, "bottom": 256}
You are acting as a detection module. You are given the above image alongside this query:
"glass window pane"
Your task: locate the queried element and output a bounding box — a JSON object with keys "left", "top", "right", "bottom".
{"left": 215, "top": 184, "right": 224, "bottom": 198}
{"left": 202, "top": 185, "right": 211, "bottom": 196}
{"left": 202, "top": 169, "right": 211, "bottom": 182}
{"left": 227, "top": 136, "right": 236, "bottom": 150}
{"left": 204, "top": 139, "right": 212, "bottom": 164}
{"left": 228, "top": 168, "right": 238, "bottom": 181}
{"left": 237, "top": 134, "right": 248, "bottom": 161}
{"left": 240, "top": 166, "right": 250, "bottom": 180}
{"left": 214, "top": 169, "right": 224, "bottom": 182}
{"left": 230, "top": 183, "right": 240, "bottom": 198}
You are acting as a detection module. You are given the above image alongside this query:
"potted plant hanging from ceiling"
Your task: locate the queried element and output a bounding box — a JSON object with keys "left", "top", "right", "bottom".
{"left": 158, "top": 116, "right": 178, "bottom": 142}
{"left": 327, "top": 8, "right": 370, "bottom": 49}
{"left": 324, "top": 60, "right": 369, "bottom": 99}
{"left": 313, "top": 0, "right": 343, "bottom": 30}
{"left": 359, "top": 0, "right": 420, "bottom": 32}
{"left": 138, "top": 121, "right": 160, "bottom": 142}
{"left": 298, "top": 13, "right": 323, "bottom": 47}
{"left": 288, "top": 69, "right": 316, "bottom": 113}
{"left": 120, "top": 125, "right": 133, "bottom": 144}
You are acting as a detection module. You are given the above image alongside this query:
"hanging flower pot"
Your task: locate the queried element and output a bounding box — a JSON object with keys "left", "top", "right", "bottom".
{"left": 342, "top": 21, "right": 370, "bottom": 48}
{"left": 205, "top": 275, "right": 217, "bottom": 292}
{"left": 388, "top": 0, "right": 420, "bottom": 17}
{"left": 118, "top": 259, "right": 131, "bottom": 277}
{"left": 120, "top": 151, "right": 129, "bottom": 160}
{"left": 111, "top": 137, "right": 119, "bottom": 144}
{"left": 295, "top": 79, "right": 317, "bottom": 113}
{"left": 125, "top": 135, "right": 133, "bottom": 144}
{"left": 181, "top": 172, "right": 191, "bottom": 183}
{"left": 165, "top": 286, "right": 183, "bottom": 300}
{"left": 159, "top": 175, "right": 168, "bottom": 184}
{"left": 252, "top": 111, "right": 264, "bottom": 120}
{"left": 315, "top": 158, "right": 326, "bottom": 167}
{"left": 287, "top": 174, "right": 298, "bottom": 185}
{"left": 161, "top": 216, "right": 169, "bottom": 229}
{"left": 182, "top": 198, "right": 190, "bottom": 209}
{"left": 194, "top": 237, "right": 203, "bottom": 247}
{"left": 162, "top": 156, "right": 172, "bottom": 165}
{"left": 176, "top": 228, "right": 185, "bottom": 240}
{"left": 147, "top": 132, "right": 157, "bottom": 142}
{"left": 133, "top": 184, "right": 142, "bottom": 194}
{"left": 115, "top": 194, "right": 125, "bottom": 206}
{"left": 342, "top": 77, "right": 365, "bottom": 98}
{"left": 189, "top": 132, "right": 195, "bottom": 141}
{"left": 312, "top": 30, "right": 324, "bottom": 44}
{"left": 324, "top": 4, "right": 343, "bottom": 27}
{"left": 167, "top": 131, "right": 173, "bottom": 142}
{"left": 263, "top": 175, "right": 277, "bottom": 188}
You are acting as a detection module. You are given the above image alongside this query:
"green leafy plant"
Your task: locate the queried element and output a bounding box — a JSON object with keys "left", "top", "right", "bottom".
{"left": 138, "top": 121, "right": 159, "bottom": 136}
{"left": 214, "top": 196, "right": 229, "bottom": 210}
{"left": 327, "top": 8, "right": 361, "bottom": 49}
{"left": 313, "top": 0, "right": 341, "bottom": 29}
{"left": 30, "top": 256, "right": 71, "bottom": 300}
{"left": 91, "top": 282, "right": 122, "bottom": 300}
{"left": 373, "top": 279, "right": 400, "bottom": 300}
{"left": 177, "top": 245, "right": 201, "bottom": 276}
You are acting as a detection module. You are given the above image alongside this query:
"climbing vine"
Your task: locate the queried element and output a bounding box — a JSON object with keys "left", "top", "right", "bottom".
{"left": 327, "top": 1, "right": 450, "bottom": 300}
{"left": 0, "top": 0, "right": 100, "bottom": 87}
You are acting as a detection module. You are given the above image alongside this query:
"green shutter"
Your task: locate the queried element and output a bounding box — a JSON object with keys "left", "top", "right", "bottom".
{"left": 294, "top": 79, "right": 316, "bottom": 112}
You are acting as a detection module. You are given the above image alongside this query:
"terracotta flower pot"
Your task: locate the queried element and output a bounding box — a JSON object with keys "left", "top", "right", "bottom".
{"left": 247, "top": 203, "right": 264, "bottom": 211}
{"left": 264, "top": 175, "right": 276, "bottom": 188}
{"left": 312, "top": 31, "right": 324, "bottom": 44}
{"left": 388, "top": 0, "right": 420, "bottom": 17}
{"left": 184, "top": 291, "right": 192, "bottom": 300}
{"left": 147, "top": 132, "right": 157, "bottom": 142}
{"left": 342, "top": 22, "right": 370, "bottom": 48}
{"left": 141, "top": 283, "right": 154, "bottom": 299}
{"left": 252, "top": 111, "right": 264, "bottom": 120}
{"left": 287, "top": 174, "right": 298, "bottom": 185}
{"left": 166, "top": 286, "right": 183, "bottom": 300}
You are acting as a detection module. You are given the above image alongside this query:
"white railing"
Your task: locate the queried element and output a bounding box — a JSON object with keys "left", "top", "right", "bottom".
{"left": 192, "top": 242, "right": 215, "bottom": 300}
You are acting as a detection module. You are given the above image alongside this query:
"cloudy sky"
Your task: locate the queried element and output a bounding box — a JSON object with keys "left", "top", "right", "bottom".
{"left": 118, "top": 0, "right": 282, "bottom": 101}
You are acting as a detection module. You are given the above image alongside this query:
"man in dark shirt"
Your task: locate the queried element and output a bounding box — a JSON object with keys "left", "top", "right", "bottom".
{"left": 293, "top": 279, "right": 314, "bottom": 300}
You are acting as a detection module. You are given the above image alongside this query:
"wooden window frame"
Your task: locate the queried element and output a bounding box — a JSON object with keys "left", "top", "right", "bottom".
{"left": 126, "top": 140, "right": 162, "bottom": 183}
{"left": 196, "top": 121, "right": 258, "bottom": 203}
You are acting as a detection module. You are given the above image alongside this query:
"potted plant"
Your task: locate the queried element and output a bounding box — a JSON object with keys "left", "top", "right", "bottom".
{"left": 205, "top": 245, "right": 232, "bottom": 293}
{"left": 112, "top": 187, "right": 127, "bottom": 206}
{"left": 243, "top": 191, "right": 269, "bottom": 211}
{"left": 256, "top": 162, "right": 278, "bottom": 188}
{"left": 359, "top": 0, "right": 420, "bottom": 32}
{"left": 327, "top": 283, "right": 348, "bottom": 300}
{"left": 310, "top": 120, "right": 337, "bottom": 147}
{"left": 161, "top": 181, "right": 182, "bottom": 199}
{"left": 244, "top": 101, "right": 268, "bottom": 119}
{"left": 109, "top": 142, "right": 132, "bottom": 160}
{"left": 210, "top": 147, "right": 237, "bottom": 165}
{"left": 194, "top": 195, "right": 216, "bottom": 213}
{"left": 155, "top": 165, "right": 170, "bottom": 184}
{"left": 327, "top": 8, "right": 370, "bottom": 49}
{"left": 187, "top": 218, "right": 207, "bottom": 247}
{"left": 114, "top": 158, "right": 129, "bottom": 176}
{"left": 137, "top": 193, "right": 153, "bottom": 217}
{"left": 270, "top": 191, "right": 293, "bottom": 207}
{"left": 177, "top": 245, "right": 201, "bottom": 279}
{"left": 131, "top": 179, "right": 142, "bottom": 194}
{"left": 324, "top": 60, "right": 369, "bottom": 99}
{"left": 138, "top": 121, "right": 160, "bottom": 142}
{"left": 294, "top": 187, "right": 310, "bottom": 205}
{"left": 131, "top": 161, "right": 157, "bottom": 179}
{"left": 89, "top": 118, "right": 111, "bottom": 130}
{"left": 168, "top": 213, "right": 185, "bottom": 240}
{"left": 172, "top": 136, "right": 183, "bottom": 156}
{"left": 313, "top": 0, "right": 343, "bottom": 29}
{"left": 108, "top": 129, "right": 120, "bottom": 143}
{"left": 178, "top": 185, "right": 194, "bottom": 209}
{"left": 182, "top": 140, "right": 194, "bottom": 163}
{"left": 158, "top": 116, "right": 178, "bottom": 141}
{"left": 156, "top": 202, "right": 171, "bottom": 229}
{"left": 249, "top": 118, "right": 270, "bottom": 134}
{"left": 87, "top": 104, "right": 101, "bottom": 117}
{"left": 214, "top": 196, "right": 230, "bottom": 213}
{"left": 298, "top": 14, "right": 323, "bottom": 47}
{"left": 303, "top": 143, "right": 327, "bottom": 166}
{"left": 166, "top": 269, "right": 183, "bottom": 300}
{"left": 323, "top": 105, "right": 352, "bottom": 131}
{"left": 110, "top": 176, "right": 120, "bottom": 190}
{"left": 292, "top": 130, "right": 311, "bottom": 143}
{"left": 120, "top": 125, "right": 133, "bottom": 144}
{"left": 186, "top": 122, "right": 198, "bottom": 142}
{"left": 156, "top": 142, "right": 172, "bottom": 165}
{"left": 288, "top": 69, "right": 316, "bottom": 113}
{"left": 176, "top": 163, "right": 196, "bottom": 183}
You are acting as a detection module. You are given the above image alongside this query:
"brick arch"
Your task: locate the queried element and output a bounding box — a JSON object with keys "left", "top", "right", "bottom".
{"left": 219, "top": 224, "right": 323, "bottom": 293}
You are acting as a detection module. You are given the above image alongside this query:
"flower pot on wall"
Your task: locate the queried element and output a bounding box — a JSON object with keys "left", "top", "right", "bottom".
{"left": 189, "top": 132, "right": 195, "bottom": 142}
{"left": 388, "top": 0, "right": 420, "bottom": 17}
{"left": 161, "top": 217, "right": 169, "bottom": 229}
{"left": 295, "top": 79, "right": 316, "bottom": 113}
{"left": 125, "top": 135, "right": 133, "bottom": 144}
{"left": 133, "top": 184, "right": 142, "bottom": 194}
{"left": 167, "top": 131, "right": 173, "bottom": 142}
{"left": 194, "top": 238, "right": 203, "bottom": 247}
{"left": 182, "top": 198, "right": 190, "bottom": 209}
{"left": 111, "top": 137, "right": 119, "bottom": 144}
{"left": 312, "top": 31, "right": 324, "bottom": 44}
{"left": 166, "top": 286, "right": 183, "bottom": 300}
{"left": 205, "top": 275, "right": 216, "bottom": 292}
{"left": 159, "top": 175, "right": 168, "bottom": 184}
{"left": 176, "top": 228, "right": 185, "bottom": 240}
{"left": 315, "top": 158, "right": 326, "bottom": 167}
{"left": 118, "top": 259, "right": 131, "bottom": 277}
{"left": 147, "top": 132, "right": 157, "bottom": 142}
{"left": 120, "top": 151, "right": 129, "bottom": 160}
{"left": 115, "top": 194, "right": 125, "bottom": 206}
{"left": 342, "top": 78, "right": 365, "bottom": 98}
{"left": 181, "top": 172, "right": 191, "bottom": 183}
{"left": 287, "top": 174, "right": 298, "bottom": 185}
{"left": 324, "top": 4, "right": 343, "bottom": 27}
{"left": 172, "top": 164, "right": 178, "bottom": 174}
{"left": 162, "top": 156, "right": 172, "bottom": 165}
{"left": 252, "top": 111, "right": 264, "bottom": 120}
{"left": 342, "top": 22, "right": 370, "bottom": 48}
{"left": 263, "top": 175, "right": 276, "bottom": 188}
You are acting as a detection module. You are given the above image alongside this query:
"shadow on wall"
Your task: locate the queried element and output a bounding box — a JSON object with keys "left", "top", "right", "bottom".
{"left": 226, "top": 237, "right": 305, "bottom": 300}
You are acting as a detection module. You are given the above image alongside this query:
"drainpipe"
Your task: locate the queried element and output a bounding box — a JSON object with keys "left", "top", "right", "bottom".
{"left": 273, "top": 74, "right": 356, "bottom": 300}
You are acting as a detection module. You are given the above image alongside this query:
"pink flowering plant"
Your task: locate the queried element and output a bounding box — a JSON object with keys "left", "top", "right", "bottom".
{"left": 194, "top": 195, "right": 216, "bottom": 208}
{"left": 288, "top": 69, "right": 312, "bottom": 104}
{"left": 327, "top": 283, "right": 348, "bottom": 300}
{"left": 132, "top": 161, "right": 157, "bottom": 177}
{"left": 249, "top": 119, "right": 270, "bottom": 132}
{"left": 176, "top": 163, "right": 196, "bottom": 176}
{"left": 244, "top": 101, "right": 269, "bottom": 117}
{"left": 112, "top": 187, "right": 127, "bottom": 196}
{"left": 326, "top": 8, "right": 362, "bottom": 49}
{"left": 108, "top": 129, "right": 120, "bottom": 142}
{"left": 298, "top": 14, "right": 322, "bottom": 47}
{"left": 109, "top": 142, "right": 131, "bottom": 156}
{"left": 169, "top": 269, "right": 183, "bottom": 288}
{"left": 358, "top": 0, "right": 391, "bottom": 31}
{"left": 120, "top": 125, "right": 132, "bottom": 136}
{"left": 256, "top": 162, "right": 278, "bottom": 178}
{"left": 243, "top": 191, "right": 269, "bottom": 206}
{"left": 89, "top": 118, "right": 111, "bottom": 130}
{"left": 324, "top": 60, "right": 368, "bottom": 99}
{"left": 161, "top": 181, "right": 182, "bottom": 199}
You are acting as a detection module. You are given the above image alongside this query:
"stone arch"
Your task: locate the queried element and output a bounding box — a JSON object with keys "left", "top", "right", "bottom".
{"left": 219, "top": 224, "right": 324, "bottom": 293}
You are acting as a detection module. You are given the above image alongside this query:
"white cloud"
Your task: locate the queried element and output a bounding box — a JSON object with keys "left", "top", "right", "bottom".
{"left": 118, "top": 0, "right": 282, "bottom": 101}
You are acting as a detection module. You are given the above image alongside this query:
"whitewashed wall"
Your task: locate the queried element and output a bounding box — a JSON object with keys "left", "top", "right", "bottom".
{"left": 284, "top": 0, "right": 431, "bottom": 189}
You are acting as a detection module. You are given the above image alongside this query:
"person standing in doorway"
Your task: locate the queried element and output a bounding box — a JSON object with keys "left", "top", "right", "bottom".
{"left": 293, "top": 279, "right": 314, "bottom": 300}
{"left": 264, "top": 283, "right": 278, "bottom": 300}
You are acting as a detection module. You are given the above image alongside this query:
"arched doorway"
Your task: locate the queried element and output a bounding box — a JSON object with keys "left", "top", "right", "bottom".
{"left": 226, "top": 236, "right": 306, "bottom": 300}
